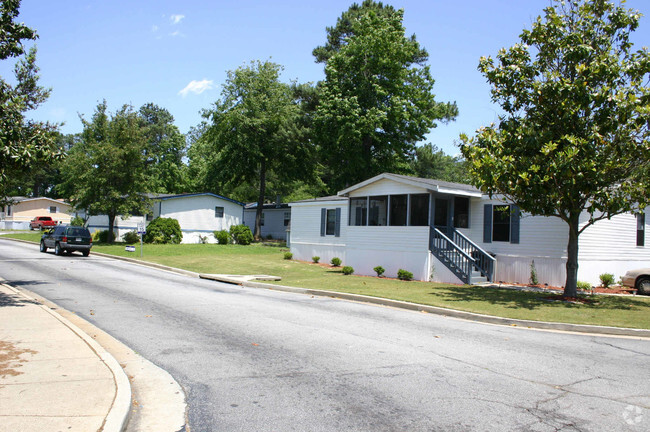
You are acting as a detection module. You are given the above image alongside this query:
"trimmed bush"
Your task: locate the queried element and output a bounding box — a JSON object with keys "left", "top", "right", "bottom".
{"left": 214, "top": 230, "right": 230, "bottom": 245}
{"left": 397, "top": 269, "right": 413, "bottom": 281}
{"left": 312, "top": 256, "right": 320, "bottom": 263}
{"left": 577, "top": 281, "right": 592, "bottom": 291}
{"left": 144, "top": 217, "right": 182, "bottom": 244}
{"left": 122, "top": 230, "right": 140, "bottom": 244}
{"left": 284, "top": 252, "right": 293, "bottom": 260}
{"left": 94, "top": 229, "right": 115, "bottom": 243}
{"left": 374, "top": 266, "right": 385, "bottom": 277}
{"left": 342, "top": 266, "right": 354, "bottom": 275}
{"left": 331, "top": 257, "right": 342, "bottom": 267}
{"left": 599, "top": 273, "right": 615, "bottom": 288}
{"left": 230, "top": 224, "right": 253, "bottom": 245}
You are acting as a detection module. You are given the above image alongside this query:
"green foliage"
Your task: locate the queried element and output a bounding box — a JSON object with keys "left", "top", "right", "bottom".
{"left": 461, "top": 0, "right": 650, "bottom": 297}
{"left": 214, "top": 230, "right": 230, "bottom": 245}
{"left": 69, "top": 216, "right": 85, "bottom": 227}
{"left": 199, "top": 60, "right": 314, "bottom": 238}
{"left": 411, "top": 144, "right": 469, "bottom": 184}
{"left": 95, "top": 230, "right": 115, "bottom": 243}
{"left": 599, "top": 273, "right": 615, "bottom": 288}
{"left": 59, "top": 101, "right": 151, "bottom": 243}
{"left": 330, "top": 257, "right": 342, "bottom": 267}
{"left": 342, "top": 265, "right": 354, "bottom": 275}
{"left": 144, "top": 217, "right": 182, "bottom": 244}
{"left": 577, "top": 281, "right": 592, "bottom": 291}
{"left": 0, "top": 2, "right": 61, "bottom": 204}
{"left": 122, "top": 230, "right": 140, "bottom": 244}
{"left": 312, "top": 256, "right": 320, "bottom": 263}
{"left": 397, "top": 269, "right": 413, "bottom": 281}
{"left": 284, "top": 252, "right": 293, "bottom": 260}
{"left": 529, "top": 260, "right": 539, "bottom": 286}
{"left": 374, "top": 266, "right": 385, "bottom": 277}
{"left": 314, "top": 1, "right": 457, "bottom": 192}
{"left": 229, "top": 224, "right": 253, "bottom": 245}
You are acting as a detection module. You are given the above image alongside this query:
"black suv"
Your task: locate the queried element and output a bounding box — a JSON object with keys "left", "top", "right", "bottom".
{"left": 41, "top": 225, "right": 93, "bottom": 256}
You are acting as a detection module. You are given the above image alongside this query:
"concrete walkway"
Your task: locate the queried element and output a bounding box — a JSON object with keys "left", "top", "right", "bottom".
{"left": 0, "top": 283, "right": 130, "bottom": 432}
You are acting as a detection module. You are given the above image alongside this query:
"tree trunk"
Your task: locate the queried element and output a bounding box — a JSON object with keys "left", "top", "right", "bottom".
{"left": 564, "top": 215, "right": 580, "bottom": 298}
{"left": 254, "top": 159, "right": 267, "bottom": 241}
{"left": 107, "top": 212, "right": 116, "bottom": 244}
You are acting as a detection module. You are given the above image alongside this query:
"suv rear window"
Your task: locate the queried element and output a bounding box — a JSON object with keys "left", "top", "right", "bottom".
{"left": 67, "top": 227, "right": 90, "bottom": 237}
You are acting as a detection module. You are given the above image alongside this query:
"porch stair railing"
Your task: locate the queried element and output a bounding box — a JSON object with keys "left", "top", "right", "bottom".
{"left": 429, "top": 228, "right": 495, "bottom": 284}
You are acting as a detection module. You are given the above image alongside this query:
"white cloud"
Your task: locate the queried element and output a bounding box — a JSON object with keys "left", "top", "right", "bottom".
{"left": 151, "top": 24, "right": 159, "bottom": 32}
{"left": 170, "top": 30, "right": 184, "bottom": 37}
{"left": 178, "top": 79, "right": 214, "bottom": 97}
{"left": 170, "top": 14, "right": 185, "bottom": 24}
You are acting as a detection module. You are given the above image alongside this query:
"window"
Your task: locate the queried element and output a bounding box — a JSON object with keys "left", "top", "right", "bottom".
{"left": 638, "top": 213, "right": 645, "bottom": 247}
{"left": 493, "top": 205, "right": 511, "bottom": 242}
{"left": 6, "top": 205, "right": 11, "bottom": 217}
{"left": 389, "top": 195, "right": 408, "bottom": 226}
{"left": 454, "top": 197, "right": 469, "bottom": 228}
{"left": 349, "top": 197, "right": 367, "bottom": 226}
{"left": 326, "top": 209, "right": 336, "bottom": 235}
{"left": 215, "top": 206, "right": 224, "bottom": 218}
{"left": 284, "top": 211, "right": 290, "bottom": 227}
{"left": 410, "top": 194, "right": 429, "bottom": 226}
{"left": 368, "top": 196, "right": 388, "bottom": 226}
{"left": 49, "top": 206, "right": 57, "bottom": 213}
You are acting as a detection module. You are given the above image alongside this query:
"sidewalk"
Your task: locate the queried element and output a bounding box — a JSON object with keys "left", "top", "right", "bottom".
{"left": 0, "top": 283, "right": 130, "bottom": 432}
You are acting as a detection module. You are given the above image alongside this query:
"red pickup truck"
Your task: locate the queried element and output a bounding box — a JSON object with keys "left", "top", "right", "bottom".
{"left": 29, "top": 216, "right": 58, "bottom": 230}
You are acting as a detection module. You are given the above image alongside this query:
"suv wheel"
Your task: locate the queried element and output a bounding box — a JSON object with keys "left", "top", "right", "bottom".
{"left": 40, "top": 240, "right": 47, "bottom": 253}
{"left": 54, "top": 243, "right": 62, "bottom": 256}
{"left": 636, "top": 277, "right": 650, "bottom": 295}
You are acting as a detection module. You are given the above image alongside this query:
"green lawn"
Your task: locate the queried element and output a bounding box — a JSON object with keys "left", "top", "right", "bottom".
{"left": 6, "top": 232, "right": 650, "bottom": 329}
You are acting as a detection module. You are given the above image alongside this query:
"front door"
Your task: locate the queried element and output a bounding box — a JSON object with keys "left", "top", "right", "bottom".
{"left": 434, "top": 197, "right": 450, "bottom": 236}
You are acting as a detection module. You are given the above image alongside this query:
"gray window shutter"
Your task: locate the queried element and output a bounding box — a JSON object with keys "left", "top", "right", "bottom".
{"left": 320, "top": 208, "right": 326, "bottom": 236}
{"left": 483, "top": 204, "right": 492, "bottom": 243}
{"left": 335, "top": 208, "right": 341, "bottom": 237}
{"left": 510, "top": 205, "right": 520, "bottom": 244}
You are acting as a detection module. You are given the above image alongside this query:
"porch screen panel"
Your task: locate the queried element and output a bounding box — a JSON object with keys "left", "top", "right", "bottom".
{"left": 369, "top": 196, "right": 388, "bottom": 226}
{"left": 349, "top": 198, "right": 367, "bottom": 226}
{"left": 409, "top": 194, "right": 429, "bottom": 226}
{"left": 389, "top": 194, "right": 408, "bottom": 226}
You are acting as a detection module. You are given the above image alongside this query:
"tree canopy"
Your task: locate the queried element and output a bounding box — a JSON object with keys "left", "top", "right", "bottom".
{"left": 199, "top": 60, "right": 314, "bottom": 239}
{"left": 461, "top": 0, "right": 650, "bottom": 297}
{"left": 410, "top": 143, "right": 469, "bottom": 184}
{"left": 0, "top": 0, "right": 60, "bottom": 204}
{"left": 314, "top": 0, "right": 458, "bottom": 192}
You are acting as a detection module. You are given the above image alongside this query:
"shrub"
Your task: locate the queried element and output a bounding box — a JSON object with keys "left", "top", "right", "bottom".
{"left": 331, "top": 257, "right": 342, "bottom": 267}
{"left": 312, "top": 256, "right": 320, "bottom": 263}
{"left": 143, "top": 217, "right": 182, "bottom": 244}
{"left": 397, "top": 269, "right": 413, "bottom": 281}
{"left": 284, "top": 252, "right": 293, "bottom": 260}
{"left": 122, "top": 230, "right": 140, "bottom": 244}
{"left": 529, "top": 260, "right": 539, "bottom": 285}
{"left": 70, "top": 216, "right": 85, "bottom": 227}
{"left": 374, "top": 266, "right": 385, "bottom": 277}
{"left": 599, "top": 273, "right": 615, "bottom": 288}
{"left": 342, "top": 266, "right": 354, "bottom": 275}
{"left": 266, "top": 234, "right": 273, "bottom": 240}
{"left": 230, "top": 224, "right": 253, "bottom": 245}
{"left": 198, "top": 234, "right": 209, "bottom": 244}
{"left": 214, "top": 230, "right": 230, "bottom": 245}
{"left": 94, "top": 229, "right": 115, "bottom": 243}
{"left": 577, "top": 281, "right": 592, "bottom": 291}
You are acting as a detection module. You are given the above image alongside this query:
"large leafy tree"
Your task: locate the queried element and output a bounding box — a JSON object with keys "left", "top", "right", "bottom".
{"left": 0, "top": 0, "right": 60, "bottom": 204}
{"left": 410, "top": 143, "right": 469, "bottom": 184}
{"left": 314, "top": 0, "right": 458, "bottom": 192}
{"left": 60, "top": 101, "right": 150, "bottom": 243}
{"left": 139, "top": 103, "right": 189, "bottom": 194}
{"left": 200, "top": 60, "right": 313, "bottom": 239}
{"left": 461, "top": 0, "right": 650, "bottom": 297}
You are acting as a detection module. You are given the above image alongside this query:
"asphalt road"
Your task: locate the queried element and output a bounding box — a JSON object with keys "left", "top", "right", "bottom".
{"left": 1, "top": 239, "right": 648, "bottom": 431}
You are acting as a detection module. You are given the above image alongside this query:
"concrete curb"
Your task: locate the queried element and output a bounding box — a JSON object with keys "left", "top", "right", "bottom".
{"left": 2, "top": 283, "right": 132, "bottom": 432}
{"left": 4, "top": 237, "right": 649, "bottom": 338}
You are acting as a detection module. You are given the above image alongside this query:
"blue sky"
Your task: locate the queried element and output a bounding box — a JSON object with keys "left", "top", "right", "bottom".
{"left": 7, "top": 0, "right": 650, "bottom": 155}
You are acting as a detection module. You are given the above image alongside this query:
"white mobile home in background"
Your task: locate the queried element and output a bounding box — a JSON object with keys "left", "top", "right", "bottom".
{"left": 243, "top": 202, "right": 291, "bottom": 240}
{"left": 289, "top": 173, "right": 648, "bottom": 287}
